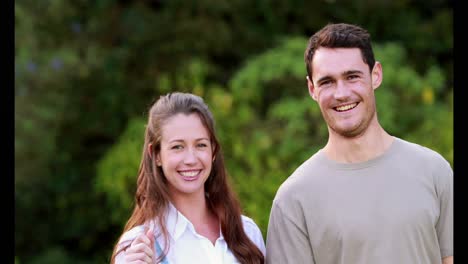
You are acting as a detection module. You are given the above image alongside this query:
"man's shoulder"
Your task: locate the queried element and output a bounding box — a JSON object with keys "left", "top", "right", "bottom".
{"left": 395, "top": 137, "right": 450, "bottom": 166}
{"left": 274, "top": 151, "right": 323, "bottom": 200}
{"left": 393, "top": 137, "right": 453, "bottom": 180}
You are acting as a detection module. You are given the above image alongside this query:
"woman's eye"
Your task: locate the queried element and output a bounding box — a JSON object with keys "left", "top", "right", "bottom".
{"left": 171, "top": 145, "right": 183, "bottom": 150}
{"left": 197, "top": 143, "right": 207, "bottom": 148}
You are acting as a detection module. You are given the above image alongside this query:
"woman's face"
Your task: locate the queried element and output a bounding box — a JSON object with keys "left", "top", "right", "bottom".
{"left": 157, "top": 113, "right": 213, "bottom": 199}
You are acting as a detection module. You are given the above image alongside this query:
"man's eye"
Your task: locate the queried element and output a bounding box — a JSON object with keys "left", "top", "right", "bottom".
{"left": 320, "top": 80, "right": 332, "bottom": 87}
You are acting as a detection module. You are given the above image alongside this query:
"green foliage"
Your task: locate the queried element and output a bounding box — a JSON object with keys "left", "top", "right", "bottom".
{"left": 374, "top": 43, "right": 453, "bottom": 165}
{"left": 27, "top": 247, "right": 86, "bottom": 264}
{"left": 406, "top": 92, "right": 453, "bottom": 166}
{"left": 230, "top": 37, "right": 307, "bottom": 106}
{"left": 96, "top": 118, "right": 146, "bottom": 224}
{"left": 15, "top": 1, "right": 135, "bottom": 263}
{"left": 15, "top": 1, "right": 79, "bottom": 186}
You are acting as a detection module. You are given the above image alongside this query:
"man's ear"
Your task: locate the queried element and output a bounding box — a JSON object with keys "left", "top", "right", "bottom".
{"left": 307, "top": 76, "right": 318, "bottom": 101}
{"left": 371, "top": 61, "right": 383, "bottom": 90}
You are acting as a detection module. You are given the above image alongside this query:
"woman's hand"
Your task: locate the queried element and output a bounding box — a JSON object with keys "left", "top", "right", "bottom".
{"left": 124, "top": 227, "right": 155, "bottom": 263}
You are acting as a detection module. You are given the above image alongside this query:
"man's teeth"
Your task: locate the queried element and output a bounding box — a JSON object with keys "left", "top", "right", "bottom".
{"left": 180, "top": 171, "right": 199, "bottom": 177}
{"left": 336, "top": 103, "right": 357, "bottom": 112}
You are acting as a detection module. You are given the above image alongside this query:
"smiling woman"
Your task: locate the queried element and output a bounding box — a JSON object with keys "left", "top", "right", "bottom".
{"left": 110, "top": 92, "right": 265, "bottom": 264}
{"left": 157, "top": 113, "right": 214, "bottom": 201}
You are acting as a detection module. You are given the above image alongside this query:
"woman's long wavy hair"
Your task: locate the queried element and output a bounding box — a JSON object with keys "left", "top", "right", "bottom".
{"left": 111, "top": 92, "right": 264, "bottom": 264}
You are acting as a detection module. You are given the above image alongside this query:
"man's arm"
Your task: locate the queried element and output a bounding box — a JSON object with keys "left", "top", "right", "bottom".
{"left": 266, "top": 201, "right": 314, "bottom": 264}
{"left": 435, "top": 161, "right": 453, "bottom": 262}
{"left": 442, "top": 256, "right": 453, "bottom": 264}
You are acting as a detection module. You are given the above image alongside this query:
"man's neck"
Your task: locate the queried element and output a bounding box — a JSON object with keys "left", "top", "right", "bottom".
{"left": 324, "top": 123, "right": 394, "bottom": 163}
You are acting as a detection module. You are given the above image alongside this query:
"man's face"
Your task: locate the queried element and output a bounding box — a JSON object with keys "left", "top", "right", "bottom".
{"left": 308, "top": 47, "right": 382, "bottom": 138}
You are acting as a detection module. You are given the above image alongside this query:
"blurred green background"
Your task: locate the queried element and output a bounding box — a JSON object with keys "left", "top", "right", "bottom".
{"left": 15, "top": 0, "right": 452, "bottom": 263}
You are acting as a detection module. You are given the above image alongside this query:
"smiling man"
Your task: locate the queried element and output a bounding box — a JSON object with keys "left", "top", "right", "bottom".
{"left": 266, "top": 23, "right": 453, "bottom": 264}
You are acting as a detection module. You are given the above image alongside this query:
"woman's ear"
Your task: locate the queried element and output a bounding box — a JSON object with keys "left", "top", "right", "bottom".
{"left": 148, "top": 143, "right": 162, "bottom": 166}
{"left": 148, "top": 143, "right": 153, "bottom": 158}
{"left": 212, "top": 144, "right": 216, "bottom": 162}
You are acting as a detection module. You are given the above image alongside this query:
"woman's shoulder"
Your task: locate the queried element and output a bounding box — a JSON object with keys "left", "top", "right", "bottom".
{"left": 241, "top": 215, "right": 260, "bottom": 230}
{"left": 240, "top": 215, "right": 266, "bottom": 254}
{"left": 240, "top": 215, "right": 263, "bottom": 239}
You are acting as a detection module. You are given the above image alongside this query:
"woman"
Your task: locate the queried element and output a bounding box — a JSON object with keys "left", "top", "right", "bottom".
{"left": 111, "top": 92, "right": 265, "bottom": 264}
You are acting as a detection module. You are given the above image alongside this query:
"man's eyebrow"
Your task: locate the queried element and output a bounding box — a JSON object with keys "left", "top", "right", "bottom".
{"left": 344, "top": 70, "right": 363, "bottom": 75}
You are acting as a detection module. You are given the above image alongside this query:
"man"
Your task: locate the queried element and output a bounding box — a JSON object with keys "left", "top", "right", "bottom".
{"left": 266, "top": 23, "right": 453, "bottom": 264}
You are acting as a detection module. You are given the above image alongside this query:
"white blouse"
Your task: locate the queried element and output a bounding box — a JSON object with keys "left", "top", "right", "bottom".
{"left": 115, "top": 203, "right": 266, "bottom": 264}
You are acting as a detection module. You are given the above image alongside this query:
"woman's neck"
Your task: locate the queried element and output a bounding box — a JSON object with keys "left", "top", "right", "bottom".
{"left": 170, "top": 192, "right": 220, "bottom": 245}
